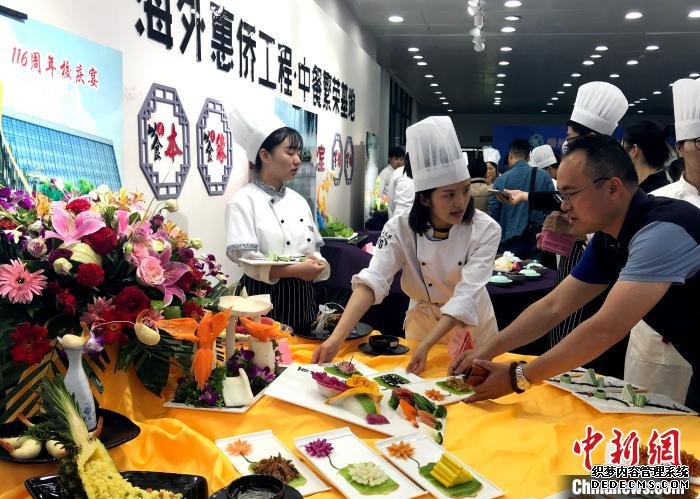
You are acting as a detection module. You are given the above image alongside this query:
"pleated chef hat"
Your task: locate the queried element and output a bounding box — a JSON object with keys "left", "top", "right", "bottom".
{"left": 570, "top": 82, "right": 628, "bottom": 136}
{"left": 406, "top": 116, "right": 470, "bottom": 192}
{"left": 229, "top": 103, "right": 286, "bottom": 164}
{"left": 530, "top": 144, "right": 557, "bottom": 169}
{"left": 482, "top": 147, "right": 501, "bottom": 165}
{"left": 462, "top": 151, "right": 470, "bottom": 166}
{"left": 673, "top": 78, "right": 700, "bottom": 141}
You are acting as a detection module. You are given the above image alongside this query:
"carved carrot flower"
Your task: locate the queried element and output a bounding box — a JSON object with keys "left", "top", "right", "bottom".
{"left": 226, "top": 439, "right": 254, "bottom": 463}
{"left": 387, "top": 441, "right": 421, "bottom": 468}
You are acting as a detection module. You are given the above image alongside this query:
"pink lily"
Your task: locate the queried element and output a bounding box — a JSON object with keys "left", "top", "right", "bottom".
{"left": 44, "top": 207, "right": 105, "bottom": 245}
{"left": 153, "top": 243, "right": 189, "bottom": 306}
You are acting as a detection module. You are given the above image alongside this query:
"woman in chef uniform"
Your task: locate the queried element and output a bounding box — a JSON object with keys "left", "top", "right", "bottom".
{"left": 311, "top": 116, "right": 501, "bottom": 373}
{"left": 225, "top": 104, "right": 330, "bottom": 333}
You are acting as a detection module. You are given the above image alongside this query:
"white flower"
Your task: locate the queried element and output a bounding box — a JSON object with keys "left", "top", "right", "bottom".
{"left": 53, "top": 257, "right": 72, "bottom": 275}
{"left": 164, "top": 199, "right": 178, "bottom": 212}
{"left": 190, "top": 237, "right": 203, "bottom": 250}
{"left": 347, "top": 462, "right": 388, "bottom": 487}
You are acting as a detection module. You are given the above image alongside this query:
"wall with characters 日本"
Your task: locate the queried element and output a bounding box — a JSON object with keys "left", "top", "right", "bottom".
{"left": 0, "top": 0, "right": 382, "bottom": 280}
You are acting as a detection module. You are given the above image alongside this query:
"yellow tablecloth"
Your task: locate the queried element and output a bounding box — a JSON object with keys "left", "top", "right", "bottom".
{"left": 1, "top": 336, "right": 699, "bottom": 498}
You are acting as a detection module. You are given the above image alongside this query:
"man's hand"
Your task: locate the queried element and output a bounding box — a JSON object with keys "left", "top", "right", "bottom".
{"left": 464, "top": 360, "right": 515, "bottom": 403}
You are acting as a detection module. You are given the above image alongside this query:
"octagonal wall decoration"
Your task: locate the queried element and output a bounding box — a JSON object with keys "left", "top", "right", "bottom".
{"left": 196, "top": 98, "right": 233, "bottom": 196}
{"left": 343, "top": 135, "right": 354, "bottom": 185}
{"left": 331, "top": 132, "right": 343, "bottom": 186}
{"left": 137, "top": 83, "right": 191, "bottom": 200}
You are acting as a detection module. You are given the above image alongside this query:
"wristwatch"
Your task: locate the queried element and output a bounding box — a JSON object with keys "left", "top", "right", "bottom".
{"left": 514, "top": 362, "right": 532, "bottom": 392}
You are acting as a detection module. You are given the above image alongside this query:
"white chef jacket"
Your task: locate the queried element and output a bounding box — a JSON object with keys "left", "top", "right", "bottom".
{"left": 352, "top": 210, "right": 501, "bottom": 346}
{"left": 376, "top": 165, "right": 395, "bottom": 198}
{"left": 225, "top": 178, "right": 330, "bottom": 285}
{"left": 387, "top": 166, "right": 415, "bottom": 218}
{"left": 623, "top": 176, "right": 697, "bottom": 403}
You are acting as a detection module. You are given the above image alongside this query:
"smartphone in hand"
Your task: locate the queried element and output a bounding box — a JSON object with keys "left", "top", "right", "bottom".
{"left": 488, "top": 188, "right": 510, "bottom": 200}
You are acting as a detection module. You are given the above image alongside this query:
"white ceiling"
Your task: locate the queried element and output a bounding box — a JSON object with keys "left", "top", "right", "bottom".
{"left": 343, "top": 0, "right": 700, "bottom": 116}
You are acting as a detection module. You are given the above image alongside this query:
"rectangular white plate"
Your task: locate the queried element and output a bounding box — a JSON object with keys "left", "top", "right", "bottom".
{"left": 544, "top": 368, "right": 645, "bottom": 395}
{"left": 569, "top": 389, "right": 697, "bottom": 415}
{"left": 322, "top": 232, "right": 358, "bottom": 242}
{"left": 376, "top": 432, "right": 505, "bottom": 499}
{"left": 215, "top": 429, "right": 329, "bottom": 496}
{"left": 265, "top": 362, "right": 436, "bottom": 437}
{"left": 163, "top": 389, "right": 264, "bottom": 414}
{"left": 402, "top": 377, "right": 475, "bottom": 405}
{"left": 294, "top": 427, "right": 424, "bottom": 499}
{"left": 368, "top": 369, "right": 423, "bottom": 391}
{"left": 239, "top": 257, "right": 302, "bottom": 267}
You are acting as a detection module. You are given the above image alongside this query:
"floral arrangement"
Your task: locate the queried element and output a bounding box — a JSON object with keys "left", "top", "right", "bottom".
{"left": 0, "top": 179, "right": 231, "bottom": 422}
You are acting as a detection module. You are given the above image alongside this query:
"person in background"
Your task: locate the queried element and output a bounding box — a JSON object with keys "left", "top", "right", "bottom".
{"left": 387, "top": 153, "right": 415, "bottom": 218}
{"left": 377, "top": 146, "right": 406, "bottom": 199}
{"left": 311, "top": 116, "right": 500, "bottom": 374}
{"left": 488, "top": 139, "right": 554, "bottom": 258}
{"left": 622, "top": 120, "right": 671, "bottom": 193}
{"left": 625, "top": 78, "right": 700, "bottom": 403}
{"left": 225, "top": 105, "right": 330, "bottom": 333}
{"left": 451, "top": 135, "right": 700, "bottom": 411}
{"left": 668, "top": 157, "right": 685, "bottom": 182}
{"left": 468, "top": 157, "right": 490, "bottom": 212}
{"left": 530, "top": 145, "right": 559, "bottom": 188}
{"left": 483, "top": 147, "right": 500, "bottom": 185}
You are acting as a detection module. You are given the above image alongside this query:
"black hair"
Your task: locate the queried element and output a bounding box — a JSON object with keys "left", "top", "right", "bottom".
{"left": 408, "top": 189, "right": 476, "bottom": 234}
{"left": 388, "top": 146, "right": 405, "bottom": 158}
{"left": 564, "top": 134, "right": 639, "bottom": 187}
{"left": 508, "top": 138, "right": 530, "bottom": 160}
{"left": 254, "top": 127, "right": 303, "bottom": 172}
{"left": 551, "top": 148, "right": 561, "bottom": 168}
{"left": 622, "top": 120, "right": 671, "bottom": 169}
{"left": 668, "top": 157, "right": 685, "bottom": 182}
{"left": 566, "top": 120, "right": 597, "bottom": 137}
{"left": 468, "top": 157, "right": 487, "bottom": 178}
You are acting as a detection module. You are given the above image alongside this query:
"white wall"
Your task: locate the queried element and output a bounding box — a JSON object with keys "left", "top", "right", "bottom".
{"left": 1, "top": 0, "right": 382, "bottom": 279}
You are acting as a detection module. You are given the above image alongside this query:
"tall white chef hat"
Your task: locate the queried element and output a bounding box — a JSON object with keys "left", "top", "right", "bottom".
{"left": 570, "top": 82, "right": 628, "bottom": 136}
{"left": 482, "top": 147, "right": 501, "bottom": 165}
{"left": 462, "top": 151, "right": 470, "bottom": 166}
{"left": 530, "top": 144, "right": 557, "bottom": 169}
{"left": 406, "top": 116, "right": 470, "bottom": 192}
{"left": 673, "top": 78, "right": 700, "bottom": 141}
{"left": 229, "top": 103, "right": 287, "bottom": 164}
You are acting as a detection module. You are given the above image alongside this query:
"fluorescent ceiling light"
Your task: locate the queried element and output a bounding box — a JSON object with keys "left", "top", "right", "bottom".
{"left": 609, "top": 73, "right": 620, "bottom": 78}
{"left": 501, "top": 26, "right": 516, "bottom": 33}
{"left": 583, "top": 60, "right": 594, "bottom": 65}
{"left": 627, "top": 59, "right": 639, "bottom": 65}
{"left": 425, "top": 74, "right": 434, "bottom": 78}
{"left": 563, "top": 83, "right": 572, "bottom": 87}
{"left": 625, "top": 11, "right": 643, "bottom": 20}
{"left": 504, "top": 0, "right": 522, "bottom": 7}
{"left": 571, "top": 73, "right": 582, "bottom": 77}
{"left": 595, "top": 45, "right": 608, "bottom": 51}
{"left": 413, "top": 55, "right": 424, "bottom": 59}
{"left": 388, "top": 15, "right": 404, "bottom": 23}
{"left": 646, "top": 45, "right": 659, "bottom": 51}
{"left": 590, "top": 54, "right": 602, "bottom": 59}
{"left": 430, "top": 83, "right": 439, "bottom": 87}
{"left": 498, "top": 61, "right": 510, "bottom": 66}
{"left": 505, "top": 15, "right": 521, "bottom": 21}
{"left": 497, "top": 73, "right": 507, "bottom": 77}
{"left": 408, "top": 47, "right": 420, "bottom": 52}
{"left": 417, "top": 61, "right": 428, "bottom": 66}
{"left": 690, "top": 9, "right": 700, "bottom": 18}
{"left": 652, "top": 90, "right": 662, "bottom": 95}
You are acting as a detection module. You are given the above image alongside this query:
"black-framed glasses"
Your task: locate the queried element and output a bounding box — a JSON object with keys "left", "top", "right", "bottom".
{"left": 680, "top": 138, "right": 700, "bottom": 151}
{"left": 555, "top": 177, "right": 610, "bottom": 203}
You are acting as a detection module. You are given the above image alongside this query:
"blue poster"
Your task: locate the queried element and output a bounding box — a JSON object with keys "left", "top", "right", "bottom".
{"left": 492, "top": 125, "right": 567, "bottom": 172}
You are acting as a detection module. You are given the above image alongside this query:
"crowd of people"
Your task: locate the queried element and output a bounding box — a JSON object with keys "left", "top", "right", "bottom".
{"left": 224, "top": 77, "right": 700, "bottom": 411}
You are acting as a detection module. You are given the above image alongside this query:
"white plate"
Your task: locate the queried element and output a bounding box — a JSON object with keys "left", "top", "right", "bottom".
{"left": 376, "top": 432, "right": 505, "bottom": 499}
{"left": 402, "top": 377, "right": 475, "bottom": 405}
{"left": 294, "top": 427, "right": 424, "bottom": 499}
{"left": 322, "top": 232, "right": 358, "bottom": 242}
{"left": 215, "top": 430, "right": 330, "bottom": 496}
{"left": 265, "top": 362, "right": 437, "bottom": 437}
{"left": 569, "top": 389, "right": 697, "bottom": 415}
{"left": 163, "top": 389, "right": 264, "bottom": 414}
{"left": 239, "top": 257, "right": 306, "bottom": 267}
{"left": 545, "top": 368, "right": 645, "bottom": 395}
{"left": 369, "top": 369, "right": 423, "bottom": 391}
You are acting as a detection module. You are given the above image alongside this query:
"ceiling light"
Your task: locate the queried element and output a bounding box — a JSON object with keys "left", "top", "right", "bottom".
{"left": 627, "top": 59, "right": 639, "bottom": 65}
{"left": 495, "top": 90, "right": 503, "bottom": 94}
{"left": 443, "top": 102, "right": 450, "bottom": 105}
{"left": 690, "top": 73, "right": 700, "bottom": 78}
{"left": 430, "top": 83, "right": 439, "bottom": 87}
{"left": 439, "top": 96, "right": 446, "bottom": 100}
{"left": 504, "top": 0, "right": 522, "bottom": 7}
{"left": 639, "top": 98, "right": 647, "bottom": 101}
{"left": 417, "top": 61, "right": 428, "bottom": 66}
{"left": 583, "top": 60, "right": 594, "bottom": 65}
{"left": 435, "top": 91, "right": 443, "bottom": 94}
{"left": 541, "top": 110, "right": 547, "bottom": 113}
{"left": 498, "top": 61, "right": 510, "bottom": 66}
{"left": 494, "top": 102, "right": 501, "bottom": 105}
{"left": 625, "top": 11, "right": 643, "bottom": 20}
{"left": 497, "top": 73, "right": 507, "bottom": 77}
{"left": 571, "top": 73, "right": 582, "bottom": 77}
{"left": 425, "top": 74, "right": 434, "bottom": 78}
{"left": 413, "top": 55, "right": 424, "bottom": 59}
{"left": 551, "top": 97, "right": 559, "bottom": 100}
{"left": 595, "top": 45, "right": 608, "bottom": 51}
{"left": 505, "top": 15, "right": 521, "bottom": 21}
{"left": 557, "top": 91, "right": 565, "bottom": 94}
{"left": 408, "top": 47, "right": 420, "bottom": 52}
{"left": 501, "top": 26, "right": 516, "bottom": 33}
{"left": 652, "top": 90, "right": 662, "bottom": 95}
{"left": 500, "top": 47, "right": 513, "bottom": 52}
{"left": 546, "top": 102, "right": 554, "bottom": 106}
{"left": 690, "top": 9, "right": 700, "bottom": 18}
{"left": 637, "top": 110, "right": 644, "bottom": 113}
{"left": 629, "top": 103, "right": 636, "bottom": 107}
{"left": 646, "top": 45, "right": 659, "bottom": 51}
{"left": 496, "top": 83, "right": 505, "bottom": 87}
{"left": 590, "top": 54, "right": 602, "bottom": 59}
{"left": 563, "top": 83, "right": 572, "bottom": 87}
{"left": 634, "top": 100, "right": 640, "bottom": 104}
{"left": 447, "top": 109, "right": 453, "bottom": 112}
{"left": 388, "top": 15, "right": 404, "bottom": 23}
{"left": 610, "top": 73, "right": 620, "bottom": 78}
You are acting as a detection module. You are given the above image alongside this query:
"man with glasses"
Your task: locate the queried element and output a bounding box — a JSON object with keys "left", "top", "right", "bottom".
{"left": 450, "top": 134, "right": 700, "bottom": 410}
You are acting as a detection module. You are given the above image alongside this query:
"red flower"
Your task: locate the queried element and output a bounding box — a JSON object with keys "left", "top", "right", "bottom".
{"left": 0, "top": 219, "right": 17, "bottom": 230}
{"left": 155, "top": 122, "right": 165, "bottom": 137}
{"left": 209, "top": 130, "right": 216, "bottom": 142}
{"left": 65, "top": 198, "right": 92, "bottom": 214}
{"left": 114, "top": 285, "right": 150, "bottom": 321}
{"left": 176, "top": 268, "right": 203, "bottom": 293}
{"left": 76, "top": 263, "right": 105, "bottom": 287}
{"left": 10, "top": 322, "right": 52, "bottom": 365}
{"left": 182, "top": 300, "right": 204, "bottom": 320}
{"left": 83, "top": 227, "right": 117, "bottom": 254}
{"left": 95, "top": 309, "right": 130, "bottom": 345}
{"left": 56, "top": 288, "right": 77, "bottom": 315}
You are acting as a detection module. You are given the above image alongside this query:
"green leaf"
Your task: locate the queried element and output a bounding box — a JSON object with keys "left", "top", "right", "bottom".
{"left": 418, "top": 462, "right": 483, "bottom": 497}
{"left": 435, "top": 381, "right": 473, "bottom": 396}
{"left": 128, "top": 212, "right": 142, "bottom": 224}
{"left": 150, "top": 300, "right": 166, "bottom": 311}
{"left": 338, "top": 465, "right": 399, "bottom": 495}
{"left": 135, "top": 354, "right": 170, "bottom": 395}
{"left": 83, "top": 359, "right": 105, "bottom": 394}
